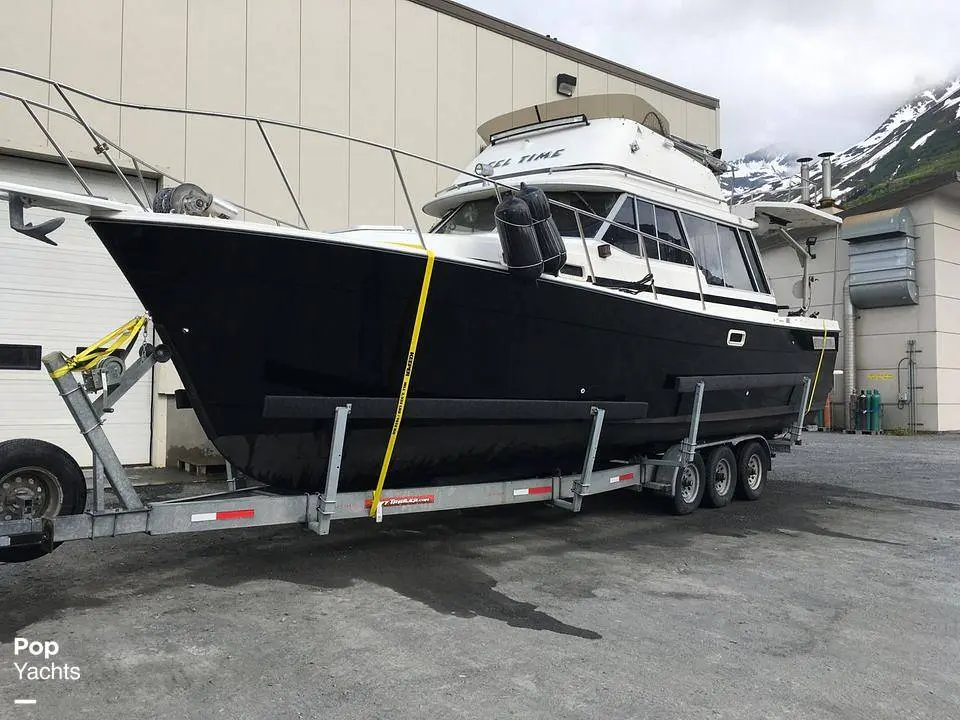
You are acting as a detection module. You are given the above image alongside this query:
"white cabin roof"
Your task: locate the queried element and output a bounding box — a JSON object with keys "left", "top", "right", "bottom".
{"left": 423, "top": 116, "right": 728, "bottom": 221}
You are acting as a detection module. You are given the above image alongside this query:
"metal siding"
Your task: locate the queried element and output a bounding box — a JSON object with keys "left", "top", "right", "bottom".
{"left": 0, "top": 155, "right": 154, "bottom": 465}
{"left": 300, "top": 0, "right": 351, "bottom": 230}
{"left": 395, "top": 1, "right": 439, "bottom": 226}
{"left": 0, "top": 0, "right": 52, "bottom": 155}
{"left": 349, "top": 0, "right": 397, "bottom": 226}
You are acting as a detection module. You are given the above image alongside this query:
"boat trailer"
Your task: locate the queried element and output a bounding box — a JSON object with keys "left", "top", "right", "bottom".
{"left": 0, "top": 324, "right": 812, "bottom": 563}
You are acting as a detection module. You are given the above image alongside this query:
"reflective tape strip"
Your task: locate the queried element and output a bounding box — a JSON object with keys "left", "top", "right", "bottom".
{"left": 513, "top": 486, "right": 552, "bottom": 496}
{"left": 190, "top": 509, "right": 255, "bottom": 522}
{"left": 610, "top": 472, "right": 635, "bottom": 484}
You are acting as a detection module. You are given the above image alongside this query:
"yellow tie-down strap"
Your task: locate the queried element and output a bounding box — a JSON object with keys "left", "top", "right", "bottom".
{"left": 369, "top": 250, "right": 436, "bottom": 518}
{"left": 50, "top": 315, "right": 147, "bottom": 379}
{"left": 806, "top": 320, "right": 829, "bottom": 414}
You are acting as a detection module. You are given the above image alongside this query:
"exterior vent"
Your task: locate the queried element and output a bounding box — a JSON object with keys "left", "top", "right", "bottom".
{"left": 843, "top": 207, "right": 918, "bottom": 308}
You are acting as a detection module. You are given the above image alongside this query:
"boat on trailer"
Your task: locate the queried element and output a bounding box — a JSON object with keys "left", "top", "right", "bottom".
{"left": 0, "top": 76, "right": 839, "bottom": 499}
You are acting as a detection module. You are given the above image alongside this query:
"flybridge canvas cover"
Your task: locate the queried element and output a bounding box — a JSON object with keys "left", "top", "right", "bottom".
{"left": 477, "top": 94, "right": 671, "bottom": 143}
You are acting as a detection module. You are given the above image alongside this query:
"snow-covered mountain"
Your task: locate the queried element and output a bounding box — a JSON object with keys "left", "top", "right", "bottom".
{"left": 722, "top": 77, "right": 960, "bottom": 207}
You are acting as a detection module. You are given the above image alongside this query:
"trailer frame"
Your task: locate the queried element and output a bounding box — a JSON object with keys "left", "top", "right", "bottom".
{"left": 0, "top": 339, "right": 811, "bottom": 558}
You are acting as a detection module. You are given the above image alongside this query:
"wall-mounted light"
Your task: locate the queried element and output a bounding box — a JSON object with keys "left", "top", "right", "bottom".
{"left": 556, "top": 73, "right": 577, "bottom": 97}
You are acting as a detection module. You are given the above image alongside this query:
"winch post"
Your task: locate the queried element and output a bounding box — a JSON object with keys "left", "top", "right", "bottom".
{"left": 92, "top": 349, "right": 158, "bottom": 416}
{"left": 42, "top": 352, "right": 144, "bottom": 510}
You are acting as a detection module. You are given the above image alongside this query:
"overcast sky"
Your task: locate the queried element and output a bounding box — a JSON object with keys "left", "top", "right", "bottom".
{"left": 461, "top": 0, "right": 960, "bottom": 157}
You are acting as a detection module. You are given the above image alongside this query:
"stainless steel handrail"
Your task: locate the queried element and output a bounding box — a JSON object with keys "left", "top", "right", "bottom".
{"left": 0, "top": 67, "right": 735, "bottom": 307}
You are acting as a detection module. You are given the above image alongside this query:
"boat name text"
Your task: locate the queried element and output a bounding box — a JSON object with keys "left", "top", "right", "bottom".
{"left": 484, "top": 149, "right": 566, "bottom": 169}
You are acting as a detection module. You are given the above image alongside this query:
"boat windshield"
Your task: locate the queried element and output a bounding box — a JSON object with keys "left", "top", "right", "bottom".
{"left": 434, "top": 191, "right": 619, "bottom": 237}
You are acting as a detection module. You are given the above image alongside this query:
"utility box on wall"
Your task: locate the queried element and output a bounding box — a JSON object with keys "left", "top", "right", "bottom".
{"left": 843, "top": 207, "right": 918, "bottom": 308}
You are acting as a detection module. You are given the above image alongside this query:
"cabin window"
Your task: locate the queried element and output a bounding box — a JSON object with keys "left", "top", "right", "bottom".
{"left": 440, "top": 197, "right": 497, "bottom": 233}
{"left": 603, "top": 197, "right": 640, "bottom": 255}
{"left": 655, "top": 207, "right": 694, "bottom": 266}
{"left": 738, "top": 229, "right": 771, "bottom": 294}
{"left": 636, "top": 200, "right": 659, "bottom": 260}
{"left": 433, "top": 191, "right": 618, "bottom": 238}
{"left": 716, "top": 225, "right": 756, "bottom": 291}
{"left": 545, "top": 191, "right": 618, "bottom": 238}
{"left": 682, "top": 213, "right": 725, "bottom": 286}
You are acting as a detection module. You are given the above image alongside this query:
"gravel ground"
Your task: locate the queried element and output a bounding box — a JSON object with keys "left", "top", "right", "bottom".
{"left": 2, "top": 432, "right": 959, "bottom": 719}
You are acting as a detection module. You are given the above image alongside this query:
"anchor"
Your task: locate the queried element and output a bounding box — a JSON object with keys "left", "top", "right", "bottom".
{"left": 7, "top": 194, "right": 63, "bottom": 245}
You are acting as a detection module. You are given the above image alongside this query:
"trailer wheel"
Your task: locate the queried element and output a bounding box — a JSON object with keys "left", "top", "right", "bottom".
{"left": 703, "top": 446, "right": 737, "bottom": 508}
{"left": 735, "top": 441, "right": 768, "bottom": 501}
{"left": 0, "top": 439, "right": 87, "bottom": 563}
{"left": 669, "top": 453, "right": 705, "bottom": 515}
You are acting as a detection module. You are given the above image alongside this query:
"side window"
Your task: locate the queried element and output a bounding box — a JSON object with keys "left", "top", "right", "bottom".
{"left": 681, "top": 213, "right": 724, "bottom": 285}
{"left": 545, "top": 191, "right": 619, "bottom": 238}
{"left": 738, "top": 229, "right": 771, "bottom": 293}
{"left": 717, "top": 225, "right": 756, "bottom": 291}
{"left": 655, "top": 207, "right": 693, "bottom": 266}
{"left": 604, "top": 198, "right": 640, "bottom": 255}
{"left": 636, "top": 200, "right": 659, "bottom": 260}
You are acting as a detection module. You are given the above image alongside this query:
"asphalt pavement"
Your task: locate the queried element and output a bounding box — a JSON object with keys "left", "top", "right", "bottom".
{"left": 2, "top": 432, "right": 958, "bottom": 719}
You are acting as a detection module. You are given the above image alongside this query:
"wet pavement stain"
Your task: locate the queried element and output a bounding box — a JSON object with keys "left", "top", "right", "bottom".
{"left": 0, "top": 476, "right": 938, "bottom": 642}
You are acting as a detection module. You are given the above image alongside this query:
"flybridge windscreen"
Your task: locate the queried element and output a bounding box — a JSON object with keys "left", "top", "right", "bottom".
{"left": 435, "top": 191, "right": 619, "bottom": 236}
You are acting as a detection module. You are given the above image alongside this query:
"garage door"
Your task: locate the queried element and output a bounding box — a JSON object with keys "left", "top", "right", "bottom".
{"left": 0, "top": 154, "right": 155, "bottom": 466}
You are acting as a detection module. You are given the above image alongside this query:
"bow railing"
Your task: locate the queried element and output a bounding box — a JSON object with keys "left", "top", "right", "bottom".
{"left": 0, "top": 66, "right": 720, "bottom": 309}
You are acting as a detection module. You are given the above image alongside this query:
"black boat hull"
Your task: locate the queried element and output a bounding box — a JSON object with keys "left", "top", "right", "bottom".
{"left": 90, "top": 218, "right": 837, "bottom": 492}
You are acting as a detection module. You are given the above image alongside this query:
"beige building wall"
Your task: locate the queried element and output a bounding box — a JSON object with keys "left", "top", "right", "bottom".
{"left": 761, "top": 192, "right": 960, "bottom": 432}
{"left": 0, "top": 0, "right": 719, "bottom": 233}
{"left": 0, "top": 0, "right": 719, "bottom": 465}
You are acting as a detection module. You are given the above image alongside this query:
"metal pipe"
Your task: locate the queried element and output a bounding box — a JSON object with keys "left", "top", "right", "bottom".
{"left": 391, "top": 150, "right": 426, "bottom": 250}
{"left": 4, "top": 92, "right": 297, "bottom": 227}
{"left": 256, "top": 120, "right": 309, "bottom": 229}
{"left": 777, "top": 227, "right": 810, "bottom": 312}
{"left": 131, "top": 157, "right": 151, "bottom": 206}
{"left": 574, "top": 211, "right": 597, "bottom": 284}
{"left": 1, "top": 79, "right": 626, "bottom": 239}
{"left": 818, "top": 151, "right": 834, "bottom": 207}
{"left": 1, "top": 68, "right": 699, "bottom": 257}
{"left": 843, "top": 276, "right": 856, "bottom": 407}
{"left": 21, "top": 99, "right": 94, "bottom": 196}
{"left": 630, "top": 199, "right": 658, "bottom": 300}
{"left": 797, "top": 156, "right": 812, "bottom": 204}
{"left": 52, "top": 84, "right": 149, "bottom": 210}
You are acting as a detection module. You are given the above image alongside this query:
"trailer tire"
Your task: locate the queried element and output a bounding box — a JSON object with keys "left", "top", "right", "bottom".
{"left": 703, "top": 446, "right": 737, "bottom": 508}
{"left": 0, "top": 439, "right": 87, "bottom": 563}
{"left": 735, "top": 441, "right": 768, "bottom": 501}
{"left": 669, "top": 453, "right": 705, "bottom": 515}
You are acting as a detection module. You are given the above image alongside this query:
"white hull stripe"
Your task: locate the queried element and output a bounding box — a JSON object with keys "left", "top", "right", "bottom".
{"left": 190, "top": 509, "right": 255, "bottom": 522}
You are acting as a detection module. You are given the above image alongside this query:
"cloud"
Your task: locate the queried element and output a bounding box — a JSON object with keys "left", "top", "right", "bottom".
{"left": 461, "top": 0, "right": 960, "bottom": 156}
